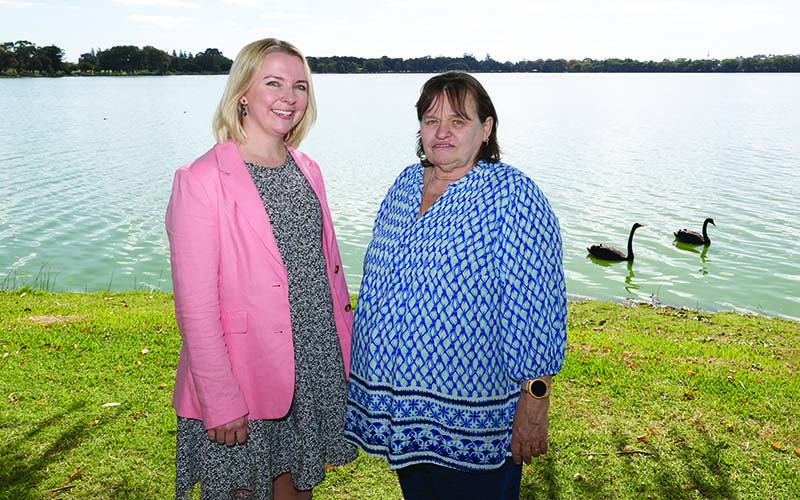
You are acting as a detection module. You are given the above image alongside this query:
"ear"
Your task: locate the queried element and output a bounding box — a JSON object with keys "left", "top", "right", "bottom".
{"left": 482, "top": 116, "right": 494, "bottom": 140}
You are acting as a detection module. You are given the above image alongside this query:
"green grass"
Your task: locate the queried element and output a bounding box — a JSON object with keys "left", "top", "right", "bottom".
{"left": 1, "top": 291, "right": 798, "bottom": 499}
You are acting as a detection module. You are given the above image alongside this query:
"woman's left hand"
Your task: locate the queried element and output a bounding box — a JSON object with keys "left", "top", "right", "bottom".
{"left": 510, "top": 392, "right": 550, "bottom": 464}
{"left": 207, "top": 414, "right": 250, "bottom": 446}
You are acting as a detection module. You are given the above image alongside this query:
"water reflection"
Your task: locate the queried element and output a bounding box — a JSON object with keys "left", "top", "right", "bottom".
{"left": 623, "top": 261, "right": 640, "bottom": 293}
{"left": 674, "top": 240, "right": 703, "bottom": 255}
{"left": 586, "top": 254, "right": 620, "bottom": 267}
{"left": 585, "top": 255, "right": 640, "bottom": 294}
{"left": 698, "top": 245, "right": 710, "bottom": 274}
{"left": 674, "top": 241, "right": 711, "bottom": 274}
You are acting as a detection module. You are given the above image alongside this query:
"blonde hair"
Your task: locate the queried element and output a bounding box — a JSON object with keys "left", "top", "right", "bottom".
{"left": 212, "top": 38, "right": 317, "bottom": 148}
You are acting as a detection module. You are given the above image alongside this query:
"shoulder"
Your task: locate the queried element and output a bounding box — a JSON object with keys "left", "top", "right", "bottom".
{"left": 288, "top": 148, "right": 327, "bottom": 186}
{"left": 401, "top": 163, "right": 423, "bottom": 176}
{"left": 381, "top": 163, "right": 422, "bottom": 199}
{"left": 169, "top": 143, "right": 241, "bottom": 204}
{"left": 288, "top": 148, "right": 320, "bottom": 171}
{"left": 374, "top": 164, "right": 422, "bottom": 216}
{"left": 178, "top": 141, "right": 233, "bottom": 178}
{"left": 170, "top": 146, "right": 218, "bottom": 198}
{"left": 473, "top": 161, "right": 541, "bottom": 203}
{"left": 481, "top": 161, "right": 533, "bottom": 185}
{"left": 486, "top": 161, "right": 547, "bottom": 200}
{"left": 393, "top": 163, "right": 423, "bottom": 186}
{"left": 482, "top": 162, "right": 558, "bottom": 230}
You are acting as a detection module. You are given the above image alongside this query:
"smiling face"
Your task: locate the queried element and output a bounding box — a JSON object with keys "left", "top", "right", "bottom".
{"left": 419, "top": 93, "right": 493, "bottom": 174}
{"left": 239, "top": 51, "right": 309, "bottom": 143}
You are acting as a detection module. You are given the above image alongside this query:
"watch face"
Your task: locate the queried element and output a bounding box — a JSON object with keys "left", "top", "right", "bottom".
{"left": 531, "top": 379, "right": 548, "bottom": 397}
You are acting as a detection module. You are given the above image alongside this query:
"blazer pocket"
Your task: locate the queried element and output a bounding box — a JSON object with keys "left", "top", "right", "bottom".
{"left": 221, "top": 311, "right": 248, "bottom": 334}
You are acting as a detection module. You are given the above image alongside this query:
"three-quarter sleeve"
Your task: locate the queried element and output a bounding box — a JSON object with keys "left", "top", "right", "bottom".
{"left": 496, "top": 175, "right": 567, "bottom": 381}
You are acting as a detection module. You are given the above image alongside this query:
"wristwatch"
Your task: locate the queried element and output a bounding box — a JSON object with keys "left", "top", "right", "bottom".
{"left": 522, "top": 378, "right": 551, "bottom": 399}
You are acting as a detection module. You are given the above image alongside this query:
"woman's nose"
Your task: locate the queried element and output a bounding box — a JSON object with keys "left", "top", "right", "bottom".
{"left": 281, "top": 87, "right": 297, "bottom": 103}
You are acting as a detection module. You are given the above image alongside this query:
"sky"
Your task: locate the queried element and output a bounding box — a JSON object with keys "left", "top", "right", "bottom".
{"left": 1, "top": 0, "right": 798, "bottom": 64}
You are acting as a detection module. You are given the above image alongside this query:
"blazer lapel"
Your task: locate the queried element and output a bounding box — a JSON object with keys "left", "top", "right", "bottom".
{"left": 215, "top": 141, "right": 284, "bottom": 269}
{"left": 292, "top": 149, "right": 333, "bottom": 255}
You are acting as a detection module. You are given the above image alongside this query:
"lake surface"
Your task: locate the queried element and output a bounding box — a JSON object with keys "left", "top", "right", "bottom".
{"left": 1, "top": 73, "right": 798, "bottom": 320}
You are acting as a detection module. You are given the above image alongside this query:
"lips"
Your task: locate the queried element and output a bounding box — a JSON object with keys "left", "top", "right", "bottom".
{"left": 272, "top": 109, "right": 293, "bottom": 119}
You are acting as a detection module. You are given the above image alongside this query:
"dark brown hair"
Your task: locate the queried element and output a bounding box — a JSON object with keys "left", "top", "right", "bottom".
{"left": 415, "top": 71, "right": 500, "bottom": 167}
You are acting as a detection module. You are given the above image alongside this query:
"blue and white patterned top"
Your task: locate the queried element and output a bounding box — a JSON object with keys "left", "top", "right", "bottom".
{"left": 344, "top": 160, "right": 567, "bottom": 472}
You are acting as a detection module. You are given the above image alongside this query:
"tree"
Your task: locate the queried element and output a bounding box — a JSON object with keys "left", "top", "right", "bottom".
{"left": 79, "top": 50, "right": 98, "bottom": 66}
{"left": 718, "top": 58, "right": 739, "bottom": 72}
{"left": 0, "top": 43, "right": 18, "bottom": 72}
{"left": 364, "top": 58, "right": 384, "bottom": 73}
{"left": 542, "top": 58, "right": 567, "bottom": 72}
{"left": 78, "top": 60, "right": 94, "bottom": 73}
{"left": 27, "top": 55, "right": 43, "bottom": 72}
{"left": 479, "top": 54, "right": 504, "bottom": 72}
{"left": 192, "top": 48, "right": 232, "bottom": 73}
{"left": 738, "top": 57, "right": 758, "bottom": 72}
{"left": 13, "top": 40, "right": 37, "bottom": 71}
{"left": 181, "top": 60, "right": 202, "bottom": 73}
{"left": 142, "top": 45, "right": 171, "bottom": 74}
{"left": 38, "top": 45, "right": 64, "bottom": 73}
{"left": 97, "top": 45, "right": 143, "bottom": 73}
{"left": 169, "top": 50, "right": 184, "bottom": 72}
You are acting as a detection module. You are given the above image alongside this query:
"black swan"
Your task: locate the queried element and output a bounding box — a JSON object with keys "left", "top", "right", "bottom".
{"left": 674, "top": 218, "right": 715, "bottom": 245}
{"left": 587, "top": 223, "right": 644, "bottom": 262}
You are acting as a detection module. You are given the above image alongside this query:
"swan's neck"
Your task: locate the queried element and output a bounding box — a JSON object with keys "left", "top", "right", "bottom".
{"left": 702, "top": 221, "right": 710, "bottom": 242}
{"left": 627, "top": 229, "right": 636, "bottom": 260}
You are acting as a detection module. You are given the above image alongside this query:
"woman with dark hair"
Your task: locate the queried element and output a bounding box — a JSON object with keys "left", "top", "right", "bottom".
{"left": 344, "top": 72, "right": 567, "bottom": 499}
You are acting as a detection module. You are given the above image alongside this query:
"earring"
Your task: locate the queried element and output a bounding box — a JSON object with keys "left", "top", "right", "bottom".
{"left": 482, "top": 138, "right": 489, "bottom": 145}
{"left": 239, "top": 101, "right": 248, "bottom": 117}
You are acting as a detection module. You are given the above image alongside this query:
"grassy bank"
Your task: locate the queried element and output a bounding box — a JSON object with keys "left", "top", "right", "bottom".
{"left": 1, "top": 291, "right": 798, "bottom": 499}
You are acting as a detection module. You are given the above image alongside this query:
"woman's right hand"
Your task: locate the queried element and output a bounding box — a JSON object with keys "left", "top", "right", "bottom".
{"left": 207, "top": 414, "right": 249, "bottom": 446}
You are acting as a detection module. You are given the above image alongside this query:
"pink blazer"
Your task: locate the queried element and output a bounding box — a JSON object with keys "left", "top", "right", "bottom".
{"left": 165, "top": 140, "right": 353, "bottom": 429}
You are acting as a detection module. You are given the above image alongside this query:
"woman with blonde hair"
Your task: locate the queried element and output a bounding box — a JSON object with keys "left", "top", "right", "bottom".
{"left": 166, "top": 38, "right": 357, "bottom": 499}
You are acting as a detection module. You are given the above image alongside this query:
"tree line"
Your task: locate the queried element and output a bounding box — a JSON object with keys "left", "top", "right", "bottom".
{"left": 2, "top": 40, "right": 799, "bottom": 76}
{"left": 308, "top": 53, "right": 800, "bottom": 73}
{"left": 1, "top": 41, "right": 233, "bottom": 76}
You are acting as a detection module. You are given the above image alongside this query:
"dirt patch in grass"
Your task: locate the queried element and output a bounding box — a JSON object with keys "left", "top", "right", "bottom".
{"left": 22, "top": 314, "right": 84, "bottom": 325}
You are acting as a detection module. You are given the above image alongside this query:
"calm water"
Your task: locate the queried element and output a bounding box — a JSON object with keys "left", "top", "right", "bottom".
{"left": 1, "top": 74, "right": 798, "bottom": 320}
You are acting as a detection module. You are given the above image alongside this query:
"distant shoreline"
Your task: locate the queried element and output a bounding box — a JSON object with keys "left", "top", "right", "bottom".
{"left": 4, "top": 68, "right": 800, "bottom": 79}
{"left": 0, "top": 72, "right": 229, "bottom": 78}
{"left": 4, "top": 40, "right": 799, "bottom": 77}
